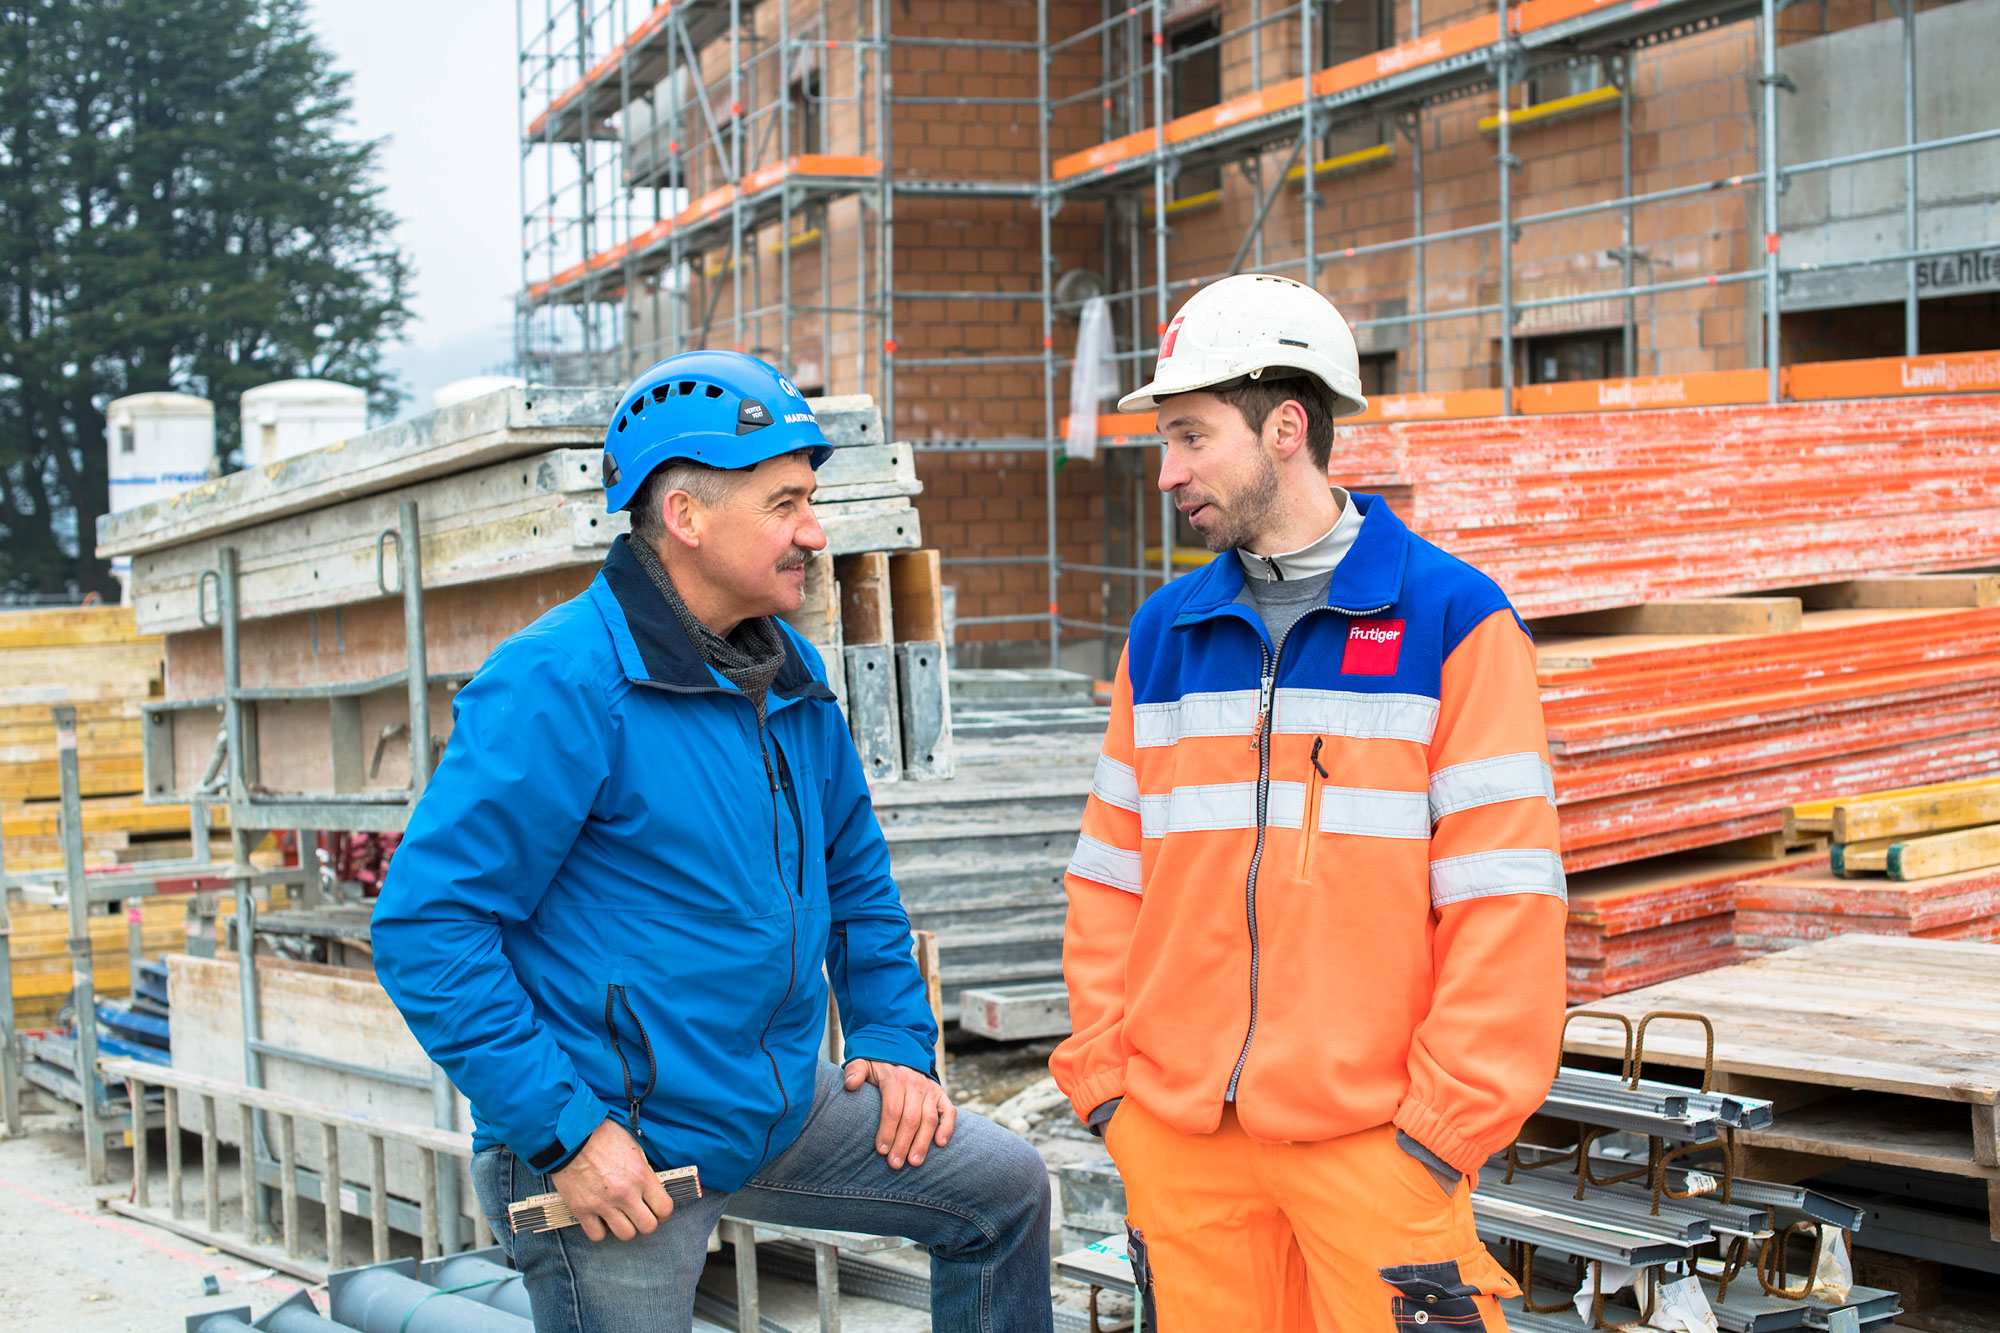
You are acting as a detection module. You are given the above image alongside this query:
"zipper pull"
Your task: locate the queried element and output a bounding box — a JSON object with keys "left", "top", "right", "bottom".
{"left": 1250, "top": 671, "right": 1275, "bottom": 750}
{"left": 628, "top": 1103, "right": 644, "bottom": 1136}
{"left": 1310, "top": 737, "right": 1328, "bottom": 778}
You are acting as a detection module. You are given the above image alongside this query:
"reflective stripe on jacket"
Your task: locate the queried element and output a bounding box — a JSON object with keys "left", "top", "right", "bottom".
{"left": 372, "top": 535, "right": 937, "bottom": 1191}
{"left": 1051, "top": 494, "right": 1566, "bottom": 1173}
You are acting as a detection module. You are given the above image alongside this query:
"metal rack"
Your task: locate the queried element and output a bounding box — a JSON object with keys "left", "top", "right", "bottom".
{"left": 1, "top": 501, "right": 472, "bottom": 1256}
{"left": 515, "top": 0, "right": 1991, "bottom": 670}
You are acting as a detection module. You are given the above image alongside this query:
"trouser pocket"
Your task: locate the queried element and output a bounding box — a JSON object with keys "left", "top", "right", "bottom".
{"left": 1127, "top": 1223, "right": 1157, "bottom": 1332}
{"left": 1379, "top": 1255, "right": 1494, "bottom": 1333}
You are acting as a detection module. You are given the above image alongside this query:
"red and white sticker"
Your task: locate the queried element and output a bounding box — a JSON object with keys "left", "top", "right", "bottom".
{"left": 1341, "top": 619, "right": 1406, "bottom": 675}
{"left": 1159, "top": 315, "right": 1186, "bottom": 362}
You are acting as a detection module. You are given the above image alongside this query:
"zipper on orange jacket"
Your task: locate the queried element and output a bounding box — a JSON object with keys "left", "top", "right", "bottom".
{"left": 1297, "top": 736, "right": 1329, "bottom": 880}
{"left": 1225, "top": 601, "right": 1392, "bottom": 1104}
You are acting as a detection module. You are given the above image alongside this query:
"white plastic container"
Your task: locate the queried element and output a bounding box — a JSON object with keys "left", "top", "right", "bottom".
{"left": 104, "top": 392, "right": 216, "bottom": 597}
{"left": 239, "top": 379, "right": 368, "bottom": 465}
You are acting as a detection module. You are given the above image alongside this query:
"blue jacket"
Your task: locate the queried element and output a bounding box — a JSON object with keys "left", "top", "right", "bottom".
{"left": 372, "top": 535, "right": 939, "bottom": 1190}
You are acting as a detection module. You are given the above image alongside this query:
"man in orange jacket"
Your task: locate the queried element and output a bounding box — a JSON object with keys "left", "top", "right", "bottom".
{"left": 1051, "top": 274, "right": 1566, "bottom": 1331}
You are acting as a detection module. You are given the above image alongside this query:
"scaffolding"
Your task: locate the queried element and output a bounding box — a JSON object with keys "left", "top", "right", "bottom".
{"left": 517, "top": 0, "right": 895, "bottom": 407}
{"left": 516, "top": 0, "right": 2000, "bottom": 668}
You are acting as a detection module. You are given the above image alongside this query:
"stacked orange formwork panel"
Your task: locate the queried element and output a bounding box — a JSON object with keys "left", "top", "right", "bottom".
{"left": 1324, "top": 391, "right": 2000, "bottom": 996}
{"left": 1539, "top": 605, "right": 2000, "bottom": 873}
{"left": 1562, "top": 850, "right": 1828, "bottom": 1004}
{"left": 1328, "top": 394, "right": 2000, "bottom": 618}
{"left": 1733, "top": 862, "right": 2000, "bottom": 955}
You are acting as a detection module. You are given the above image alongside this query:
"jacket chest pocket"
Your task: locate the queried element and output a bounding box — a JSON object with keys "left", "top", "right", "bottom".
{"left": 1298, "top": 736, "right": 1331, "bottom": 879}
{"left": 1292, "top": 734, "right": 1431, "bottom": 883}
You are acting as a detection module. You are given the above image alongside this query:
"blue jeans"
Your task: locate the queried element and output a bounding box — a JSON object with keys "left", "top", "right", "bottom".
{"left": 471, "top": 1062, "right": 1054, "bottom": 1333}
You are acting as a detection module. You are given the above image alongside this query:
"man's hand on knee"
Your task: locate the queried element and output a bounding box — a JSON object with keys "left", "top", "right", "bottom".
{"left": 550, "top": 1119, "right": 675, "bottom": 1241}
{"left": 843, "top": 1058, "right": 955, "bottom": 1170}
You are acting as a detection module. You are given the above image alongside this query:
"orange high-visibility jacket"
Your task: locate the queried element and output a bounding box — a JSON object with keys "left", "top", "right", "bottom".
{"left": 1051, "top": 495, "right": 1566, "bottom": 1173}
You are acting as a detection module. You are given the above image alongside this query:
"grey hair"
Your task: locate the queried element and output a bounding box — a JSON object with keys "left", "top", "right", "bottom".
{"left": 628, "top": 460, "right": 747, "bottom": 544}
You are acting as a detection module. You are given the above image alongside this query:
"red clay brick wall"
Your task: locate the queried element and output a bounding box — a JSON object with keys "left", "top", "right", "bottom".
{"left": 607, "top": 0, "right": 1944, "bottom": 651}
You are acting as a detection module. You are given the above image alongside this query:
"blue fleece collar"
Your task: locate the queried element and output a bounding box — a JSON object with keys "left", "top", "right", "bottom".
{"left": 592, "top": 535, "right": 833, "bottom": 705}
{"left": 1172, "top": 492, "right": 1411, "bottom": 631}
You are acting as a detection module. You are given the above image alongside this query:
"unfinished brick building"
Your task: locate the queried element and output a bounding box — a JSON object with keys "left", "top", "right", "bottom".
{"left": 518, "top": 0, "right": 1998, "bottom": 670}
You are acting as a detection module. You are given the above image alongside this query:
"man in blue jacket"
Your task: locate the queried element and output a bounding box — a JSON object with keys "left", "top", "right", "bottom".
{"left": 372, "top": 352, "right": 1052, "bottom": 1333}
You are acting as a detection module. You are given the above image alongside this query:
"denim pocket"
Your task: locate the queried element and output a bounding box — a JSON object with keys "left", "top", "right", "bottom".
{"left": 470, "top": 1147, "right": 520, "bottom": 1263}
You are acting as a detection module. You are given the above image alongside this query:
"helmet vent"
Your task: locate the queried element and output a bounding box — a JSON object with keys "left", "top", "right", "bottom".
{"left": 1279, "top": 338, "right": 1309, "bottom": 348}
{"left": 615, "top": 417, "right": 626, "bottom": 432}
{"left": 630, "top": 396, "right": 646, "bottom": 415}
{"left": 704, "top": 383, "right": 724, "bottom": 398}
{"left": 651, "top": 386, "right": 670, "bottom": 403}
{"left": 679, "top": 381, "right": 697, "bottom": 395}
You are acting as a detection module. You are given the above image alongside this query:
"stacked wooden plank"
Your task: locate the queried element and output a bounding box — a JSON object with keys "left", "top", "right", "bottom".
{"left": 0, "top": 605, "right": 226, "bottom": 1024}
{"left": 1536, "top": 593, "right": 2000, "bottom": 873}
{"left": 1, "top": 607, "right": 161, "bottom": 811}
{"left": 1736, "top": 776, "right": 2000, "bottom": 954}
{"left": 1, "top": 614, "right": 221, "bottom": 869}
{"left": 102, "top": 384, "right": 942, "bottom": 806}
{"left": 1809, "top": 774, "right": 2000, "bottom": 881}
{"left": 1329, "top": 394, "right": 2000, "bottom": 618}
{"left": 1562, "top": 849, "right": 1826, "bottom": 1002}
{"left": 7, "top": 897, "right": 189, "bottom": 1029}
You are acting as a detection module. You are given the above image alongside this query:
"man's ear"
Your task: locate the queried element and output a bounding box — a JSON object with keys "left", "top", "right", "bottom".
{"left": 659, "top": 488, "right": 703, "bottom": 550}
{"left": 1265, "top": 397, "right": 1310, "bottom": 464}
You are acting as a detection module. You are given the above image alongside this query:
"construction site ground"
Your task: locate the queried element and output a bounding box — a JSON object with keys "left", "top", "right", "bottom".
{"left": 0, "top": 1040, "right": 1111, "bottom": 1332}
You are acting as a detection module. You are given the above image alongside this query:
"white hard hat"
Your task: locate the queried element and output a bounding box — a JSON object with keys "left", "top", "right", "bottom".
{"left": 1119, "top": 273, "right": 1368, "bottom": 418}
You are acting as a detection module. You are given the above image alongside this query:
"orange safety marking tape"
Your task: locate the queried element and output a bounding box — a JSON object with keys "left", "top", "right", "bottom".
{"left": 1313, "top": 15, "right": 1493, "bottom": 98}
{"left": 1053, "top": 127, "right": 1159, "bottom": 182}
{"left": 1342, "top": 389, "right": 1508, "bottom": 423}
{"left": 1516, "top": 368, "right": 1769, "bottom": 415}
{"left": 675, "top": 184, "right": 737, "bottom": 229}
{"left": 1787, "top": 350, "right": 2000, "bottom": 401}
{"left": 1165, "top": 77, "right": 1307, "bottom": 144}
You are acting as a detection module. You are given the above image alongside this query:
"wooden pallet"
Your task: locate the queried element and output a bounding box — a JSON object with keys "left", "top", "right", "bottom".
{"left": 1563, "top": 935, "right": 2000, "bottom": 1241}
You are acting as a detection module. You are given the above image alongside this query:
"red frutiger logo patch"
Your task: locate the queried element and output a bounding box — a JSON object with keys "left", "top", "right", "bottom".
{"left": 1159, "top": 315, "right": 1185, "bottom": 362}
{"left": 1341, "top": 619, "right": 1406, "bottom": 675}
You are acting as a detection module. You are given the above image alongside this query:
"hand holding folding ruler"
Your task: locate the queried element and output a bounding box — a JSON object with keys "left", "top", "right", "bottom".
{"left": 507, "top": 1166, "right": 703, "bottom": 1234}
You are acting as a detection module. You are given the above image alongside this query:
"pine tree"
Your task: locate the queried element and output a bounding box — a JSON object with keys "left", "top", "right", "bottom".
{"left": 0, "top": 0, "right": 413, "bottom": 597}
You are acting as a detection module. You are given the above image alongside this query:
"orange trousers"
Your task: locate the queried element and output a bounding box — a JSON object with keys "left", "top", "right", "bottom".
{"left": 1105, "top": 1097, "right": 1521, "bottom": 1333}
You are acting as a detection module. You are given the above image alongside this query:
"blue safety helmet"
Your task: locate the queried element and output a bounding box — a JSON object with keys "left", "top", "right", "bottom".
{"left": 601, "top": 350, "right": 834, "bottom": 513}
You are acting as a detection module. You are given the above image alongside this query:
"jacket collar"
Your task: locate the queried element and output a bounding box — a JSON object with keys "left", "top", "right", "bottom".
{"left": 1172, "top": 492, "right": 1411, "bottom": 631}
{"left": 592, "top": 535, "right": 834, "bottom": 705}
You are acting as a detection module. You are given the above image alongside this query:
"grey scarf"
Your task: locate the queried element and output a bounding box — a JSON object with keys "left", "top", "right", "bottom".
{"left": 629, "top": 537, "right": 788, "bottom": 724}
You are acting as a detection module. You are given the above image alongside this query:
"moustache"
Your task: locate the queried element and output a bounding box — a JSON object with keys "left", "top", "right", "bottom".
{"left": 777, "top": 547, "right": 813, "bottom": 572}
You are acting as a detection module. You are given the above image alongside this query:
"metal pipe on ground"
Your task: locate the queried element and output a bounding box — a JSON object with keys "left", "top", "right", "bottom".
{"left": 187, "top": 1291, "right": 356, "bottom": 1333}
{"left": 187, "top": 1311, "right": 258, "bottom": 1333}
{"left": 328, "top": 1259, "right": 532, "bottom": 1333}
{"left": 259, "top": 1291, "right": 357, "bottom": 1333}
{"left": 425, "top": 1252, "right": 534, "bottom": 1323}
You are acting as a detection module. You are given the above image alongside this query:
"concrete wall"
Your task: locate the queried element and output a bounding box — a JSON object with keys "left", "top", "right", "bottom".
{"left": 1778, "top": 0, "right": 2000, "bottom": 310}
